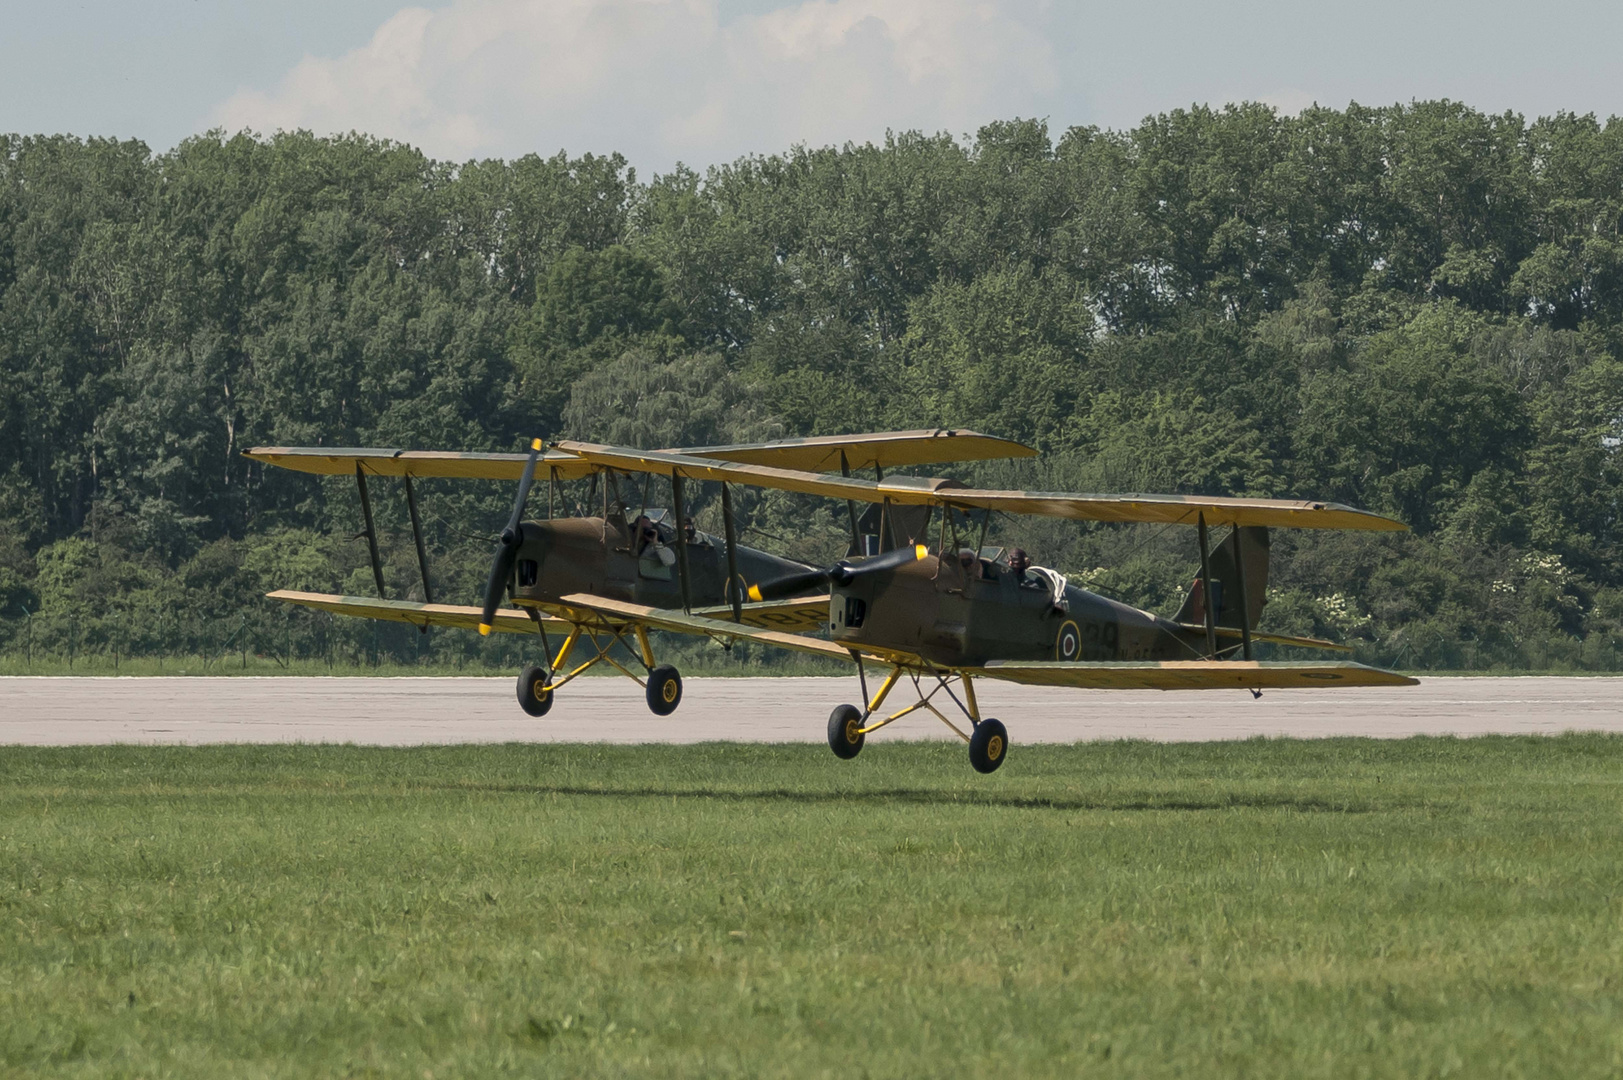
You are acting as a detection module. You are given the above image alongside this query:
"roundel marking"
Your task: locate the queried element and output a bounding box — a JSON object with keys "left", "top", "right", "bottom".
{"left": 1056, "top": 620, "right": 1082, "bottom": 661}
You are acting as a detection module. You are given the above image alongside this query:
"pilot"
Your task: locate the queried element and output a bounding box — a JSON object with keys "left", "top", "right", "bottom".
{"left": 1009, "top": 546, "right": 1066, "bottom": 612}
{"left": 634, "top": 515, "right": 659, "bottom": 556}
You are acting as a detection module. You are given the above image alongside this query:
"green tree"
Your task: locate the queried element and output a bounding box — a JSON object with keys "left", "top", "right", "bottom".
{"left": 1292, "top": 305, "right": 1531, "bottom": 532}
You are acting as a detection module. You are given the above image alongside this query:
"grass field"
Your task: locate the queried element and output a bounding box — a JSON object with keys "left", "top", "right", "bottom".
{"left": 4, "top": 739, "right": 1622, "bottom": 1078}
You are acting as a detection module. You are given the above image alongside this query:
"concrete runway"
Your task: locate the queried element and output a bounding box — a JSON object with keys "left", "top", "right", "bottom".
{"left": 2, "top": 675, "right": 1621, "bottom": 745}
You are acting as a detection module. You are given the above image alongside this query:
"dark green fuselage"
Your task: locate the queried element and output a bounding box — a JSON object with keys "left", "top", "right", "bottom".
{"left": 828, "top": 554, "right": 1211, "bottom": 666}
{"left": 510, "top": 514, "right": 815, "bottom": 609}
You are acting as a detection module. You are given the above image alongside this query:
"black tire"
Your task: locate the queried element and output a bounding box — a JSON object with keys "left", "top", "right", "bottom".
{"left": 646, "top": 665, "right": 683, "bottom": 716}
{"left": 516, "top": 664, "right": 553, "bottom": 717}
{"left": 968, "top": 718, "right": 1008, "bottom": 774}
{"left": 827, "top": 704, "right": 865, "bottom": 759}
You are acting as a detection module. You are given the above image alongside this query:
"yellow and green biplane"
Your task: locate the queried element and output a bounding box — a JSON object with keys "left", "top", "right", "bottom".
{"left": 247, "top": 431, "right": 1415, "bottom": 774}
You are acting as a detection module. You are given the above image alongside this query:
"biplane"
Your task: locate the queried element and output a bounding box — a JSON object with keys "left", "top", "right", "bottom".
{"left": 248, "top": 430, "right": 1416, "bottom": 774}
{"left": 244, "top": 430, "right": 1036, "bottom": 715}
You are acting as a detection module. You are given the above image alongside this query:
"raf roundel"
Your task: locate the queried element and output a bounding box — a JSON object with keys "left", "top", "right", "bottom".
{"left": 1056, "top": 620, "right": 1082, "bottom": 661}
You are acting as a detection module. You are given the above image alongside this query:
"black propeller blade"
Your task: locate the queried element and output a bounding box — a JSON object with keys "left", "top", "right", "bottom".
{"left": 746, "top": 544, "right": 929, "bottom": 603}
{"left": 479, "top": 438, "right": 544, "bottom": 635}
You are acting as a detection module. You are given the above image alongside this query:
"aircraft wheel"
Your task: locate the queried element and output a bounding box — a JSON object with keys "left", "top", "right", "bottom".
{"left": 646, "top": 665, "right": 683, "bottom": 716}
{"left": 516, "top": 664, "right": 553, "bottom": 717}
{"left": 827, "top": 704, "right": 865, "bottom": 759}
{"left": 968, "top": 718, "right": 1008, "bottom": 774}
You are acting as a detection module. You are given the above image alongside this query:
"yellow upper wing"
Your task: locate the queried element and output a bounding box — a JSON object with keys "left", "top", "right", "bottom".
{"left": 555, "top": 442, "right": 1407, "bottom": 531}
{"left": 670, "top": 430, "right": 1034, "bottom": 472}
{"left": 556, "top": 442, "right": 971, "bottom": 504}
{"left": 244, "top": 430, "right": 1033, "bottom": 482}
{"left": 939, "top": 491, "right": 1406, "bottom": 531}
{"left": 246, "top": 435, "right": 1402, "bottom": 530}
{"left": 244, "top": 448, "right": 595, "bottom": 481}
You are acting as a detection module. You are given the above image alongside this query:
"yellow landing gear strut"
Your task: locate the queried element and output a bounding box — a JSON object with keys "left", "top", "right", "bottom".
{"left": 515, "top": 620, "right": 682, "bottom": 718}
{"left": 826, "top": 661, "right": 1008, "bottom": 774}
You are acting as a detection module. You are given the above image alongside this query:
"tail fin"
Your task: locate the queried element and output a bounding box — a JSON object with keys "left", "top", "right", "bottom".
{"left": 1173, "top": 526, "right": 1269, "bottom": 630}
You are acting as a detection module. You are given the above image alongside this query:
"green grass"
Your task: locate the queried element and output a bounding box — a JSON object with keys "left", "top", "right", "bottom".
{"left": 4, "top": 739, "right": 1623, "bottom": 1078}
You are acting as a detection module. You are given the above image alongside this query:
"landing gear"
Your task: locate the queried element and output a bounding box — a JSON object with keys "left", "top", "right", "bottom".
{"left": 828, "top": 704, "right": 865, "bottom": 759}
{"left": 828, "top": 663, "right": 1010, "bottom": 775}
{"left": 516, "top": 663, "right": 553, "bottom": 716}
{"left": 646, "top": 664, "right": 683, "bottom": 716}
{"left": 968, "top": 718, "right": 1008, "bottom": 774}
{"left": 510, "top": 622, "right": 682, "bottom": 718}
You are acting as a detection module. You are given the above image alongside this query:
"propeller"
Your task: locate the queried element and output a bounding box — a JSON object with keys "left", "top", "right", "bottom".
{"left": 478, "top": 437, "right": 544, "bottom": 635}
{"left": 746, "top": 544, "right": 930, "bottom": 603}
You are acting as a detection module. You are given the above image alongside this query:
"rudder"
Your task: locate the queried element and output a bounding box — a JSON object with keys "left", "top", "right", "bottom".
{"left": 1173, "top": 526, "right": 1269, "bottom": 630}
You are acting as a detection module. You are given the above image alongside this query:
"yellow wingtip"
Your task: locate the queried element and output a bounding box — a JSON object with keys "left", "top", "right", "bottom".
{"left": 478, "top": 623, "right": 493, "bottom": 636}
{"left": 747, "top": 584, "right": 763, "bottom": 603}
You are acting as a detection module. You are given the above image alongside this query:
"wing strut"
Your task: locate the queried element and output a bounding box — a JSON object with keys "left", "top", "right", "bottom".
{"left": 355, "top": 462, "right": 387, "bottom": 599}
{"left": 404, "top": 475, "right": 434, "bottom": 610}
{"left": 840, "top": 451, "right": 861, "bottom": 554}
{"left": 671, "top": 470, "right": 692, "bottom": 613}
{"left": 1196, "top": 512, "right": 1218, "bottom": 659}
{"left": 1232, "top": 526, "right": 1254, "bottom": 661}
{"left": 721, "top": 482, "right": 742, "bottom": 622}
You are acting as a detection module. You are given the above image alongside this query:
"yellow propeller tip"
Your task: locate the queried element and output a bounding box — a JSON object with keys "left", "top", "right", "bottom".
{"left": 530, "top": 438, "right": 543, "bottom": 451}
{"left": 478, "top": 624, "right": 493, "bottom": 636}
{"left": 746, "top": 585, "right": 763, "bottom": 603}
{"left": 915, "top": 544, "right": 929, "bottom": 559}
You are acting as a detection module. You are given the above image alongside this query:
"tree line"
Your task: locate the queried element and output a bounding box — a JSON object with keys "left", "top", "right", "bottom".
{"left": 2, "top": 100, "right": 1622, "bottom": 670}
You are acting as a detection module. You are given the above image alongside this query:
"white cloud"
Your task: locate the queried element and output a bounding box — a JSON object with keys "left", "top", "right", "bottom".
{"left": 213, "top": 0, "right": 1060, "bottom": 169}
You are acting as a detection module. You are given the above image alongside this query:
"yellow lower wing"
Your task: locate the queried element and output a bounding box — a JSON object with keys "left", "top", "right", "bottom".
{"left": 508, "top": 594, "right": 832, "bottom": 634}
{"left": 551, "top": 593, "right": 880, "bottom": 663}
{"left": 967, "top": 660, "right": 1417, "bottom": 690}
{"left": 547, "top": 595, "right": 1415, "bottom": 689}
{"left": 688, "top": 595, "right": 831, "bottom": 633}
{"left": 267, "top": 590, "right": 567, "bottom": 634}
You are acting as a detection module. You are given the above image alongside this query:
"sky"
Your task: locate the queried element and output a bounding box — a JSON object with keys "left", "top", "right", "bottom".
{"left": 3, "top": 0, "right": 1622, "bottom": 173}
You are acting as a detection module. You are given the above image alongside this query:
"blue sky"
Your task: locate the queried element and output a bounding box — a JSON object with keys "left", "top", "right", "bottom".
{"left": 4, "top": 0, "right": 1621, "bottom": 172}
